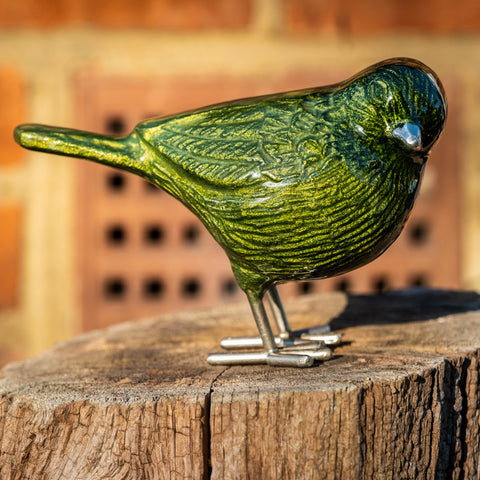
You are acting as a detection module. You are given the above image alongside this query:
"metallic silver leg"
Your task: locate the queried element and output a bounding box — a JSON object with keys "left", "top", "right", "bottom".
{"left": 249, "top": 295, "right": 276, "bottom": 353}
{"left": 267, "top": 286, "right": 342, "bottom": 346}
{"left": 266, "top": 286, "right": 291, "bottom": 337}
{"left": 207, "top": 293, "right": 316, "bottom": 367}
{"left": 210, "top": 286, "right": 342, "bottom": 366}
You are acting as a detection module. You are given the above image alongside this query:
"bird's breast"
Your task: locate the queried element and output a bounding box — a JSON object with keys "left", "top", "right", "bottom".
{"left": 203, "top": 162, "right": 420, "bottom": 284}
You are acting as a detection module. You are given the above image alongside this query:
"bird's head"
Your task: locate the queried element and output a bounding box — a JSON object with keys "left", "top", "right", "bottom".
{"left": 341, "top": 58, "right": 447, "bottom": 165}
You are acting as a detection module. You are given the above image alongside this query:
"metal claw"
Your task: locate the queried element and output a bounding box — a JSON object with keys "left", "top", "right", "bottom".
{"left": 207, "top": 350, "right": 326, "bottom": 367}
{"left": 299, "top": 331, "right": 343, "bottom": 346}
{"left": 220, "top": 331, "right": 341, "bottom": 349}
{"left": 220, "top": 335, "right": 320, "bottom": 350}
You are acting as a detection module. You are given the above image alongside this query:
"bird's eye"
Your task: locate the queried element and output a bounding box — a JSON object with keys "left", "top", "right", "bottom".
{"left": 367, "top": 79, "right": 390, "bottom": 104}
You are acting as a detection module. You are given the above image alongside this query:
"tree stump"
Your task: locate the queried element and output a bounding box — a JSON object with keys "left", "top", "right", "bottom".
{"left": 1, "top": 289, "right": 480, "bottom": 479}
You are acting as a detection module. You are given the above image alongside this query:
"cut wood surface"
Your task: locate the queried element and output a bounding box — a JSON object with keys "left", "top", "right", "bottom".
{"left": 1, "top": 289, "right": 480, "bottom": 479}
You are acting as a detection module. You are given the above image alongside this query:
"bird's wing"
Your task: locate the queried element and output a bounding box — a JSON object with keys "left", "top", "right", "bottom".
{"left": 137, "top": 95, "right": 329, "bottom": 188}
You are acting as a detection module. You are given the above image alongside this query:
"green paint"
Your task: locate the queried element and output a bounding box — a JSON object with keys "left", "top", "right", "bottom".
{"left": 14, "top": 58, "right": 446, "bottom": 302}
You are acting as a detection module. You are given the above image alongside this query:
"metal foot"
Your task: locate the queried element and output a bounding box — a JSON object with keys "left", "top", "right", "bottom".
{"left": 219, "top": 329, "right": 341, "bottom": 350}
{"left": 207, "top": 287, "right": 341, "bottom": 367}
{"left": 207, "top": 351, "right": 318, "bottom": 367}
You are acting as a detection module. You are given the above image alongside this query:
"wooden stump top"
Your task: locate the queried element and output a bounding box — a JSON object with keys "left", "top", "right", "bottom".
{"left": 1, "top": 289, "right": 480, "bottom": 479}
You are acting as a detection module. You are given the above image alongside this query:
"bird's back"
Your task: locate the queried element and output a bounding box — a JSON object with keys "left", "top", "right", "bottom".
{"left": 135, "top": 89, "right": 342, "bottom": 189}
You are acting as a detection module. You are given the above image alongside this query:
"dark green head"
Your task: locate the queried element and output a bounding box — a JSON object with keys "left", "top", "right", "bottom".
{"left": 337, "top": 58, "right": 447, "bottom": 165}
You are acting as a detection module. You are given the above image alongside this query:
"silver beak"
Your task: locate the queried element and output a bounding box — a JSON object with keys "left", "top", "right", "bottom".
{"left": 391, "top": 122, "right": 422, "bottom": 151}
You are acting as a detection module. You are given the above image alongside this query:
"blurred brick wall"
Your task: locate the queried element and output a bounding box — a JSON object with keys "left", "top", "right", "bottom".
{"left": 0, "top": 67, "right": 24, "bottom": 366}
{"left": 0, "top": 0, "right": 479, "bottom": 365}
{"left": 0, "top": 68, "right": 23, "bottom": 311}
{"left": 0, "top": 0, "right": 252, "bottom": 29}
{"left": 1, "top": 0, "right": 479, "bottom": 31}
{"left": 285, "top": 0, "right": 480, "bottom": 34}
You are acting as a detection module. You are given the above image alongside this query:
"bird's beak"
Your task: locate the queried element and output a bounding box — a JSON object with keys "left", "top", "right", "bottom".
{"left": 390, "top": 121, "right": 422, "bottom": 152}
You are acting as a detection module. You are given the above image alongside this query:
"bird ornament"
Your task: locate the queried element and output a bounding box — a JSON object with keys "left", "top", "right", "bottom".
{"left": 15, "top": 58, "right": 447, "bottom": 367}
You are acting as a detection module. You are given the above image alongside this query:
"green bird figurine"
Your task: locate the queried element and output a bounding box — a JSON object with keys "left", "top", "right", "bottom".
{"left": 14, "top": 57, "right": 446, "bottom": 367}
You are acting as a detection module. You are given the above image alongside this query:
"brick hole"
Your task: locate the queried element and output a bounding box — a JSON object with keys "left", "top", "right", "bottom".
{"left": 298, "top": 281, "right": 314, "bottom": 295}
{"left": 107, "top": 173, "right": 126, "bottom": 192}
{"left": 372, "top": 276, "right": 390, "bottom": 294}
{"left": 181, "top": 278, "right": 201, "bottom": 299}
{"left": 409, "top": 274, "right": 429, "bottom": 288}
{"left": 106, "top": 224, "right": 127, "bottom": 245}
{"left": 143, "top": 278, "right": 165, "bottom": 299}
{"left": 221, "top": 278, "right": 238, "bottom": 297}
{"left": 335, "top": 278, "right": 352, "bottom": 293}
{"left": 104, "top": 277, "right": 127, "bottom": 299}
{"left": 408, "top": 221, "right": 429, "bottom": 246}
{"left": 183, "top": 224, "right": 201, "bottom": 245}
{"left": 144, "top": 224, "right": 165, "bottom": 245}
{"left": 143, "top": 180, "right": 161, "bottom": 193}
{"left": 105, "top": 115, "right": 127, "bottom": 135}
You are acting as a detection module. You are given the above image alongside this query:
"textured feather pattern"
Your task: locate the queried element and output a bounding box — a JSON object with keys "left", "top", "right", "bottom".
{"left": 134, "top": 61, "right": 444, "bottom": 294}
{"left": 14, "top": 58, "right": 446, "bottom": 298}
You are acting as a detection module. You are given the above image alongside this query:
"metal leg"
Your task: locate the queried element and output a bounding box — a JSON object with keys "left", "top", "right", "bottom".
{"left": 208, "top": 294, "right": 315, "bottom": 367}
{"left": 266, "top": 286, "right": 343, "bottom": 346}
{"left": 249, "top": 296, "right": 277, "bottom": 353}
{"left": 265, "top": 286, "right": 291, "bottom": 338}
{"left": 207, "top": 290, "right": 335, "bottom": 367}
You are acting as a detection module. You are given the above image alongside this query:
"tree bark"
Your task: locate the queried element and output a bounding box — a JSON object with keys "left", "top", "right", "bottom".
{"left": 1, "top": 289, "right": 480, "bottom": 479}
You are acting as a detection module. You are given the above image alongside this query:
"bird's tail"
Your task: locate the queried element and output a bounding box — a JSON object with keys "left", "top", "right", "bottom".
{"left": 14, "top": 124, "right": 148, "bottom": 176}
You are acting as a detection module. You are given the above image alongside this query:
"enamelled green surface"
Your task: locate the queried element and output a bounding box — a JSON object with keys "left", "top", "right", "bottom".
{"left": 15, "top": 58, "right": 446, "bottom": 301}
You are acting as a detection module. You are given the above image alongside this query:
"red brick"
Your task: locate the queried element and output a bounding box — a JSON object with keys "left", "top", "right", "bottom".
{"left": 285, "top": 0, "right": 480, "bottom": 35}
{"left": 0, "top": 205, "right": 21, "bottom": 309}
{"left": 0, "top": 68, "right": 23, "bottom": 166}
{"left": 0, "top": 0, "right": 252, "bottom": 29}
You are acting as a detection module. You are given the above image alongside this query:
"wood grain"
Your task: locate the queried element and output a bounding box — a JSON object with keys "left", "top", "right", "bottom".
{"left": 1, "top": 289, "right": 480, "bottom": 479}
